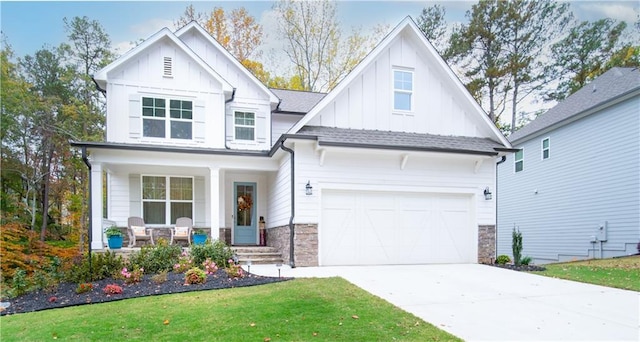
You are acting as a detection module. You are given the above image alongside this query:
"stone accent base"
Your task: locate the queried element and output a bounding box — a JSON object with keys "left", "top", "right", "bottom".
{"left": 219, "top": 228, "right": 231, "bottom": 245}
{"left": 478, "top": 225, "right": 496, "bottom": 264}
{"left": 267, "top": 224, "right": 318, "bottom": 267}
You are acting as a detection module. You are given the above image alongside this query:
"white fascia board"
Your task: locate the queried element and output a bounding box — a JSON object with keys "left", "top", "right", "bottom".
{"left": 175, "top": 22, "right": 279, "bottom": 105}
{"left": 93, "top": 26, "right": 233, "bottom": 95}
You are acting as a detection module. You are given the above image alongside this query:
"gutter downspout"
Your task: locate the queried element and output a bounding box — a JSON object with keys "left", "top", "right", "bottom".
{"left": 495, "top": 155, "right": 507, "bottom": 263}
{"left": 279, "top": 142, "right": 296, "bottom": 268}
{"left": 224, "top": 88, "right": 237, "bottom": 150}
{"left": 81, "top": 146, "right": 93, "bottom": 281}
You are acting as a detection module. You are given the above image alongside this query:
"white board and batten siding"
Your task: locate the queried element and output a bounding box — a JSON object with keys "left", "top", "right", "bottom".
{"left": 306, "top": 30, "right": 490, "bottom": 138}
{"left": 266, "top": 154, "right": 292, "bottom": 229}
{"left": 497, "top": 97, "right": 640, "bottom": 263}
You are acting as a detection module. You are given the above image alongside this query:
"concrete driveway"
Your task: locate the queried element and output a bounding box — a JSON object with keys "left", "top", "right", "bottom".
{"left": 248, "top": 264, "right": 639, "bottom": 341}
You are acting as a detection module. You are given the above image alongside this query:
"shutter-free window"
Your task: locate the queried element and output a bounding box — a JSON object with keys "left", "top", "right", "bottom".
{"left": 393, "top": 69, "right": 413, "bottom": 111}
{"left": 515, "top": 149, "right": 524, "bottom": 172}
{"left": 542, "top": 138, "right": 550, "bottom": 160}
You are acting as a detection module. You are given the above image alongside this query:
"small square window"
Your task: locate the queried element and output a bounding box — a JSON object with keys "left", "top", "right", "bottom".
{"left": 542, "top": 138, "right": 550, "bottom": 160}
{"left": 515, "top": 149, "right": 524, "bottom": 172}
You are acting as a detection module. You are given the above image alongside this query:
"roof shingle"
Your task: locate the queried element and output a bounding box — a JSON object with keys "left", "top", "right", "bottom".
{"left": 509, "top": 67, "right": 640, "bottom": 143}
{"left": 270, "top": 88, "right": 326, "bottom": 114}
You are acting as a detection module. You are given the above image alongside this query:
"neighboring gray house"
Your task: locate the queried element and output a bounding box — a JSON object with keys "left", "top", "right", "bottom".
{"left": 497, "top": 67, "right": 640, "bottom": 264}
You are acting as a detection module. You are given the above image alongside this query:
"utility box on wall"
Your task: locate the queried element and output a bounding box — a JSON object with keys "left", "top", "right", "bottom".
{"left": 596, "top": 221, "right": 608, "bottom": 241}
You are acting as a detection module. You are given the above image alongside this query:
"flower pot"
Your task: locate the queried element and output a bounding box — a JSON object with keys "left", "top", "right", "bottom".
{"left": 193, "top": 234, "right": 207, "bottom": 245}
{"left": 108, "top": 236, "right": 123, "bottom": 249}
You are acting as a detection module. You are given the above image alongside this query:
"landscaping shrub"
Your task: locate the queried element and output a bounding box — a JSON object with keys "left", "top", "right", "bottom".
{"left": 102, "top": 284, "right": 123, "bottom": 295}
{"left": 66, "top": 251, "right": 125, "bottom": 283}
{"left": 190, "top": 240, "right": 234, "bottom": 267}
{"left": 512, "top": 229, "right": 523, "bottom": 266}
{"left": 202, "top": 258, "right": 218, "bottom": 275}
{"left": 225, "top": 259, "right": 244, "bottom": 278}
{"left": 173, "top": 251, "right": 193, "bottom": 273}
{"left": 75, "top": 283, "right": 93, "bottom": 294}
{"left": 184, "top": 267, "right": 207, "bottom": 285}
{"left": 495, "top": 255, "right": 511, "bottom": 265}
{"left": 120, "top": 267, "right": 144, "bottom": 284}
{"left": 520, "top": 256, "right": 532, "bottom": 265}
{"left": 151, "top": 271, "right": 168, "bottom": 284}
{"left": 127, "top": 241, "right": 181, "bottom": 274}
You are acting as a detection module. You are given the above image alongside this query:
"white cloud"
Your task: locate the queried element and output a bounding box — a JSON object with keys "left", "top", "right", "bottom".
{"left": 578, "top": 3, "right": 639, "bottom": 24}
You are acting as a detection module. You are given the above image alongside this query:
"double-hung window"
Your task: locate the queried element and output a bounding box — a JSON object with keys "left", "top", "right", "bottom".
{"left": 542, "top": 138, "right": 550, "bottom": 159}
{"left": 142, "top": 97, "right": 192, "bottom": 139}
{"left": 393, "top": 69, "right": 413, "bottom": 111}
{"left": 142, "top": 176, "right": 193, "bottom": 225}
{"left": 515, "top": 149, "right": 524, "bottom": 172}
{"left": 234, "top": 111, "right": 255, "bottom": 141}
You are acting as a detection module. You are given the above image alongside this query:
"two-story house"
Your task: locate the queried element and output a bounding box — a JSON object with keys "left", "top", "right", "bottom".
{"left": 497, "top": 68, "right": 640, "bottom": 263}
{"left": 73, "top": 17, "right": 512, "bottom": 267}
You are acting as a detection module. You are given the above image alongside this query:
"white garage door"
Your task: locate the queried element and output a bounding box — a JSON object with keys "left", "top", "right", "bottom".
{"left": 320, "top": 190, "right": 475, "bottom": 265}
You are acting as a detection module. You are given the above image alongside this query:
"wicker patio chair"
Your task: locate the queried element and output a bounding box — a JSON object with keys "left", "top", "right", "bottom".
{"left": 127, "top": 216, "right": 154, "bottom": 247}
{"left": 171, "top": 217, "right": 193, "bottom": 245}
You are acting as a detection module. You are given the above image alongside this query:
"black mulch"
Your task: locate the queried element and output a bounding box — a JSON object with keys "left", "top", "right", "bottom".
{"left": 491, "top": 264, "right": 546, "bottom": 272}
{"left": 0, "top": 270, "right": 291, "bottom": 316}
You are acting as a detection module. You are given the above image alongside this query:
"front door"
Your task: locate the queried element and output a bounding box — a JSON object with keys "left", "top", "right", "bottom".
{"left": 233, "top": 182, "right": 257, "bottom": 245}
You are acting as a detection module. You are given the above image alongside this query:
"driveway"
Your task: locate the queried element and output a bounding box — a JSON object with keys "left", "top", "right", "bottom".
{"left": 248, "top": 264, "right": 640, "bottom": 341}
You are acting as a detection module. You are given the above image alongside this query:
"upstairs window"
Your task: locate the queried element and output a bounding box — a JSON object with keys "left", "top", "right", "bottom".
{"left": 515, "top": 149, "right": 524, "bottom": 172}
{"left": 542, "top": 138, "right": 550, "bottom": 159}
{"left": 234, "top": 111, "right": 255, "bottom": 141}
{"left": 393, "top": 69, "right": 413, "bottom": 111}
{"left": 142, "top": 97, "right": 192, "bottom": 140}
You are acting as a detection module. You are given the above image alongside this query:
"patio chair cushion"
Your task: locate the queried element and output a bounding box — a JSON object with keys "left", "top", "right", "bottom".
{"left": 174, "top": 227, "right": 189, "bottom": 237}
{"left": 131, "top": 226, "right": 146, "bottom": 236}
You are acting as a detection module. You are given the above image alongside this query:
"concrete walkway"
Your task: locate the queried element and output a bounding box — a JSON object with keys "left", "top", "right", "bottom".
{"left": 246, "top": 264, "right": 640, "bottom": 341}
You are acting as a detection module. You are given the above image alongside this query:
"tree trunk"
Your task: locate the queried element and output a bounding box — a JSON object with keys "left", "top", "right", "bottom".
{"left": 39, "top": 144, "right": 54, "bottom": 241}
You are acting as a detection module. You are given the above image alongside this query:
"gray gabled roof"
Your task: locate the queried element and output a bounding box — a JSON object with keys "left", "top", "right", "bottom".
{"left": 270, "top": 88, "right": 326, "bottom": 114}
{"left": 509, "top": 67, "right": 640, "bottom": 143}
{"left": 297, "top": 126, "right": 507, "bottom": 156}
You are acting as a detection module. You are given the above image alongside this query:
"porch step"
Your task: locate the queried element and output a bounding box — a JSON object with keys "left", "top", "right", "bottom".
{"left": 233, "top": 246, "right": 284, "bottom": 265}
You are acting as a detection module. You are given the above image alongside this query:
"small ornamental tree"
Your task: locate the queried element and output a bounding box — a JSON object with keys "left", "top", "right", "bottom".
{"left": 512, "top": 228, "right": 523, "bottom": 266}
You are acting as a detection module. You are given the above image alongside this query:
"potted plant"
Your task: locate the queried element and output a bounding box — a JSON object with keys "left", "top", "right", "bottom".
{"left": 192, "top": 228, "right": 208, "bottom": 245}
{"left": 105, "top": 226, "right": 123, "bottom": 249}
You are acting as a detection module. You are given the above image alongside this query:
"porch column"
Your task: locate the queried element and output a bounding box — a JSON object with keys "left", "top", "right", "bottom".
{"left": 90, "top": 162, "right": 104, "bottom": 250}
{"left": 209, "top": 167, "right": 220, "bottom": 239}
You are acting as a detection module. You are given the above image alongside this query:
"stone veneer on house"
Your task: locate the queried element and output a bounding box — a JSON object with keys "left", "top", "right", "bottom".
{"left": 267, "top": 224, "right": 318, "bottom": 267}
{"left": 478, "top": 225, "right": 496, "bottom": 264}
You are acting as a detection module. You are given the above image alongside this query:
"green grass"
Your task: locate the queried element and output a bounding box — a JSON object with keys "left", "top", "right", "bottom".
{"left": 0, "top": 277, "right": 460, "bottom": 341}
{"left": 535, "top": 255, "right": 640, "bottom": 291}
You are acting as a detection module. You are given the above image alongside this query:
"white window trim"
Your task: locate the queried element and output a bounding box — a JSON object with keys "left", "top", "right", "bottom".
{"left": 233, "top": 110, "right": 256, "bottom": 142}
{"left": 141, "top": 96, "right": 193, "bottom": 141}
{"left": 141, "top": 175, "right": 194, "bottom": 226}
{"left": 541, "top": 137, "right": 550, "bottom": 160}
{"left": 392, "top": 68, "right": 414, "bottom": 112}
{"left": 515, "top": 148, "right": 524, "bottom": 173}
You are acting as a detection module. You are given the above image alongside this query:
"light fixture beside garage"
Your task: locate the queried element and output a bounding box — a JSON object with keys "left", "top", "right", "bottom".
{"left": 306, "top": 181, "right": 313, "bottom": 195}
{"left": 483, "top": 187, "right": 492, "bottom": 200}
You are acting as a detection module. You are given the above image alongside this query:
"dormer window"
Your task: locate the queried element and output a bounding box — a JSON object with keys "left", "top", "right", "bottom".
{"left": 163, "top": 57, "right": 173, "bottom": 77}
{"left": 142, "top": 97, "right": 192, "bottom": 140}
{"left": 393, "top": 69, "right": 413, "bottom": 111}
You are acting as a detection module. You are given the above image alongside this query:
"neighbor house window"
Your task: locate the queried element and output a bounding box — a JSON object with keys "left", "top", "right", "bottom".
{"left": 542, "top": 138, "right": 550, "bottom": 159}
{"left": 393, "top": 69, "right": 413, "bottom": 111}
{"left": 234, "top": 111, "right": 255, "bottom": 140}
{"left": 142, "top": 97, "right": 192, "bottom": 139}
{"left": 515, "top": 149, "right": 524, "bottom": 172}
{"left": 142, "top": 176, "right": 193, "bottom": 225}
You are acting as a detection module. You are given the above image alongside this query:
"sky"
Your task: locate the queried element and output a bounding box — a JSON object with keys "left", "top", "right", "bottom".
{"left": 2, "top": 0, "right": 639, "bottom": 62}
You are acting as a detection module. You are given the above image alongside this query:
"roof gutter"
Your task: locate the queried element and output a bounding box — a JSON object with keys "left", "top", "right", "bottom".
{"left": 276, "top": 138, "right": 296, "bottom": 268}
{"left": 494, "top": 155, "right": 507, "bottom": 264}
{"left": 318, "top": 141, "right": 501, "bottom": 156}
{"left": 91, "top": 76, "right": 107, "bottom": 97}
{"left": 81, "top": 146, "right": 94, "bottom": 281}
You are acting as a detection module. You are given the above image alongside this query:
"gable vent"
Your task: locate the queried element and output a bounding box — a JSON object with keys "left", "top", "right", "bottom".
{"left": 163, "top": 57, "right": 173, "bottom": 77}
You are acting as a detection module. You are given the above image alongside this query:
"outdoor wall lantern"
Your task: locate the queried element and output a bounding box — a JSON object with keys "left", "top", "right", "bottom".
{"left": 305, "top": 181, "right": 313, "bottom": 195}
{"left": 483, "top": 187, "right": 492, "bottom": 200}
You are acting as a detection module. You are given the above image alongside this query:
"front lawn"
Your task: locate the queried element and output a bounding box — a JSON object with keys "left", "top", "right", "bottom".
{"left": 1, "top": 277, "right": 460, "bottom": 341}
{"left": 535, "top": 255, "right": 640, "bottom": 291}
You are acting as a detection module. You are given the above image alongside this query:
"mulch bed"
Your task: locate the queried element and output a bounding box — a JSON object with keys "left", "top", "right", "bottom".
{"left": 0, "top": 270, "right": 291, "bottom": 316}
{"left": 491, "top": 264, "right": 546, "bottom": 272}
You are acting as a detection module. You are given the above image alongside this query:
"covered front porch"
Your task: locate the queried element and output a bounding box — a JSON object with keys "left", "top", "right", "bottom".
{"left": 84, "top": 145, "right": 287, "bottom": 250}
